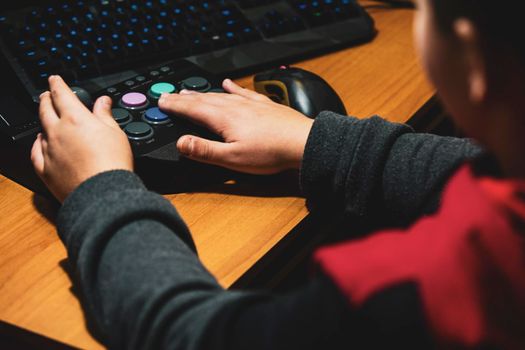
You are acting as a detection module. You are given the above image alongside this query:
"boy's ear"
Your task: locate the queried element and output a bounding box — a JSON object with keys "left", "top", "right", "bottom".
{"left": 453, "top": 18, "right": 487, "bottom": 104}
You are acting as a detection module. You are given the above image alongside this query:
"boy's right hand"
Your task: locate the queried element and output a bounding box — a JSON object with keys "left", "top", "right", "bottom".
{"left": 158, "top": 79, "right": 314, "bottom": 175}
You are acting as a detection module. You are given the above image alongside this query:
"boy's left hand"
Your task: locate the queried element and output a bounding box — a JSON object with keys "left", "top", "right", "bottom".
{"left": 31, "top": 75, "right": 133, "bottom": 203}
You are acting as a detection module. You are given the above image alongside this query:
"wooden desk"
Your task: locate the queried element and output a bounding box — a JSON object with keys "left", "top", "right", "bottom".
{"left": 0, "top": 3, "right": 434, "bottom": 349}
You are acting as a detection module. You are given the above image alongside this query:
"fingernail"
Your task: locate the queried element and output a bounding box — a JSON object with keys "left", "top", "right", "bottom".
{"left": 179, "top": 89, "right": 195, "bottom": 95}
{"left": 177, "top": 136, "right": 192, "bottom": 155}
{"left": 158, "top": 93, "right": 168, "bottom": 104}
{"left": 39, "top": 91, "right": 48, "bottom": 99}
{"left": 224, "top": 78, "right": 232, "bottom": 85}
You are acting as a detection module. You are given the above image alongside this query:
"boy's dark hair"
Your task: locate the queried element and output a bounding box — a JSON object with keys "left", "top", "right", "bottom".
{"left": 430, "top": 0, "right": 524, "bottom": 64}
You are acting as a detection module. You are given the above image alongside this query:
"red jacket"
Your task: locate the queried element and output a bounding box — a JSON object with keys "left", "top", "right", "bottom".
{"left": 315, "top": 165, "right": 525, "bottom": 348}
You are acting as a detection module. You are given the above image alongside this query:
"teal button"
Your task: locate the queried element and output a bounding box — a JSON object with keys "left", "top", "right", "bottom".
{"left": 149, "top": 82, "right": 176, "bottom": 99}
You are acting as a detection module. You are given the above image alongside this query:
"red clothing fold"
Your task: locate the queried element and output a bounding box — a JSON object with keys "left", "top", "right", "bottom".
{"left": 314, "top": 165, "right": 525, "bottom": 348}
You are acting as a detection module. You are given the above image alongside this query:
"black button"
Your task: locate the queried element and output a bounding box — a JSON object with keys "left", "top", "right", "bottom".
{"left": 124, "top": 121, "right": 154, "bottom": 140}
{"left": 208, "top": 88, "right": 225, "bottom": 93}
{"left": 182, "top": 76, "right": 210, "bottom": 91}
{"left": 111, "top": 108, "right": 132, "bottom": 125}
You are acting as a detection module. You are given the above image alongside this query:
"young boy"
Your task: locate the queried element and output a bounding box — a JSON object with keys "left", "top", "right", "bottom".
{"left": 31, "top": 0, "right": 525, "bottom": 348}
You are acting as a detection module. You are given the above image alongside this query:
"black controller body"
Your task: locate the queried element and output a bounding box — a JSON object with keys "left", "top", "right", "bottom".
{"left": 85, "top": 60, "right": 223, "bottom": 163}
{"left": 0, "top": 60, "right": 229, "bottom": 194}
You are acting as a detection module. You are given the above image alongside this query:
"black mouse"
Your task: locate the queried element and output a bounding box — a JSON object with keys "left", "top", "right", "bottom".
{"left": 254, "top": 66, "right": 347, "bottom": 118}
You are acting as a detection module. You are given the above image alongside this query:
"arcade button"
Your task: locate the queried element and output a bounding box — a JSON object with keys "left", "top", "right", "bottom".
{"left": 181, "top": 76, "right": 210, "bottom": 92}
{"left": 148, "top": 82, "right": 176, "bottom": 99}
{"left": 208, "top": 88, "right": 225, "bottom": 93}
{"left": 111, "top": 108, "right": 132, "bottom": 126}
{"left": 124, "top": 121, "right": 154, "bottom": 141}
{"left": 71, "top": 86, "right": 93, "bottom": 107}
{"left": 143, "top": 107, "right": 170, "bottom": 125}
{"left": 119, "top": 92, "right": 149, "bottom": 110}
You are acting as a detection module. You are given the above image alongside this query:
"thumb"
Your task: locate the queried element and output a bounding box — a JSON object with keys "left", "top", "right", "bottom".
{"left": 93, "top": 96, "right": 118, "bottom": 127}
{"left": 177, "top": 135, "right": 234, "bottom": 166}
{"left": 31, "top": 133, "right": 45, "bottom": 176}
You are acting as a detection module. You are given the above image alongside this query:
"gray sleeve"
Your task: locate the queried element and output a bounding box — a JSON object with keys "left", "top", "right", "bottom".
{"left": 56, "top": 170, "right": 217, "bottom": 349}
{"left": 56, "top": 171, "right": 351, "bottom": 350}
{"left": 300, "top": 112, "right": 483, "bottom": 225}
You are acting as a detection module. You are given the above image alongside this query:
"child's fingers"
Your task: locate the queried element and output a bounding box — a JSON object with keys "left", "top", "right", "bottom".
{"left": 177, "top": 135, "right": 235, "bottom": 167}
{"left": 93, "top": 96, "right": 118, "bottom": 127}
{"left": 158, "top": 93, "right": 223, "bottom": 130}
{"left": 48, "top": 75, "right": 89, "bottom": 119}
{"left": 30, "top": 133, "right": 45, "bottom": 176}
{"left": 179, "top": 88, "right": 244, "bottom": 106}
{"left": 38, "top": 91, "right": 59, "bottom": 132}
{"left": 222, "top": 79, "right": 270, "bottom": 102}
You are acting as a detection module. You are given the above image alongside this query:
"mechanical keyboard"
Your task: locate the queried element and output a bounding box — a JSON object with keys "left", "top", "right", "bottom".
{"left": 0, "top": 0, "right": 375, "bottom": 103}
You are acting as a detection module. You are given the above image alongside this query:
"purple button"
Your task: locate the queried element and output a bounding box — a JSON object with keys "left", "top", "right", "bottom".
{"left": 121, "top": 92, "right": 147, "bottom": 107}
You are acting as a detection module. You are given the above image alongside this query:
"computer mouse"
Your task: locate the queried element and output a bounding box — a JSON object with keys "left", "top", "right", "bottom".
{"left": 254, "top": 66, "right": 347, "bottom": 118}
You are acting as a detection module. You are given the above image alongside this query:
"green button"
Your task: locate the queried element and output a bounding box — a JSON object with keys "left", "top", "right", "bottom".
{"left": 149, "top": 82, "right": 176, "bottom": 99}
